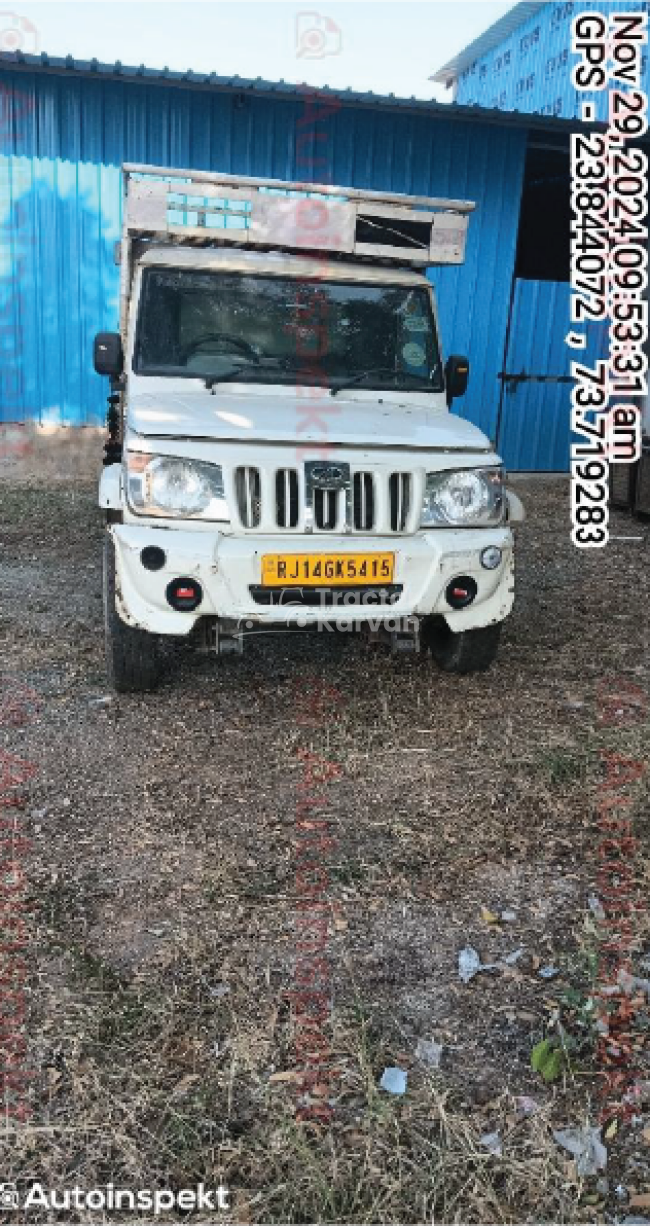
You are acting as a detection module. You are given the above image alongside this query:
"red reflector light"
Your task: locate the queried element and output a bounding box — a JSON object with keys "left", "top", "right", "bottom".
{"left": 165, "top": 577, "right": 203, "bottom": 612}
{"left": 445, "top": 575, "right": 477, "bottom": 610}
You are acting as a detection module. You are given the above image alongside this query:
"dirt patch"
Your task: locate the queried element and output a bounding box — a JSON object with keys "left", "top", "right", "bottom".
{"left": 1, "top": 477, "right": 649, "bottom": 1222}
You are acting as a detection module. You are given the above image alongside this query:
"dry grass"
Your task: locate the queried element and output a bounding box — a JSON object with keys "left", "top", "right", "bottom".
{"left": 7, "top": 958, "right": 582, "bottom": 1223}
{"left": 1, "top": 476, "right": 649, "bottom": 1222}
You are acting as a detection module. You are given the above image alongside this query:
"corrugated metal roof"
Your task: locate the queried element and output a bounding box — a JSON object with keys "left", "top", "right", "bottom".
{"left": 431, "top": 2, "right": 547, "bottom": 87}
{"left": 0, "top": 47, "right": 589, "bottom": 134}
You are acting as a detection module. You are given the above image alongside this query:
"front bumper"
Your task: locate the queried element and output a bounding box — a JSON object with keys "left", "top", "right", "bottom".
{"left": 109, "top": 523, "right": 515, "bottom": 636}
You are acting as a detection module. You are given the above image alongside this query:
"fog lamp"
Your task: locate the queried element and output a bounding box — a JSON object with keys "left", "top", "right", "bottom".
{"left": 480, "top": 546, "right": 502, "bottom": 570}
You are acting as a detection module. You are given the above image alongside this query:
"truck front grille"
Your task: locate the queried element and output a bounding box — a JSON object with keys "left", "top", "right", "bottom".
{"left": 232, "top": 464, "right": 415, "bottom": 534}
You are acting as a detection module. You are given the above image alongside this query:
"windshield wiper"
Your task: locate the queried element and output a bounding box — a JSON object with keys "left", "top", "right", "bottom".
{"left": 204, "top": 357, "right": 296, "bottom": 390}
{"left": 203, "top": 361, "right": 435, "bottom": 394}
{"left": 204, "top": 367, "right": 246, "bottom": 390}
{"left": 330, "top": 367, "right": 431, "bottom": 396}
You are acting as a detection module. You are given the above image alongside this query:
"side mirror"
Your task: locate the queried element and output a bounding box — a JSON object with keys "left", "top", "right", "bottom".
{"left": 445, "top": 354, "right": 469, "bottom": 406}
{"left": 94, "top": 332, "right": 123, "bottom": 378}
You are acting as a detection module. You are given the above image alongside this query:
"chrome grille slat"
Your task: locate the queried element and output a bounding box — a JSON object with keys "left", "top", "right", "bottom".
{"left": 276, "top": 467, "right": 299, "bottom": 528}
{"left": 353, "top": 471, "right": 375, "bottom": 531}
{"left": 235, "top": 465, "right": 261, "bottom": 528}
{"left": 314, "top": 487, "right": 338, "bottom": 531}
{"left": 389, "top": 472, "right": 411, "bottom": 532}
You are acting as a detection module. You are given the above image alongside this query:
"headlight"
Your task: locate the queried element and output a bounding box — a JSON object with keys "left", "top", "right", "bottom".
{"left": 421, "top": 467, "right": 504, "bottom": 527}
{"left": 126, "top": 453, "right": 228, "bottom": 520}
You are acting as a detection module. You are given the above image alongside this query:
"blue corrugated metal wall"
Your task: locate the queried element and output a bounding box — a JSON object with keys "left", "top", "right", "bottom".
{"left": 455, "top": 0, "right": 649, "bottom": 119}
{"left": 498, "top": 279, "right": 609, "bottom": 470}
{"left": 0, "top": 68, "right": 526, "bottom": 457}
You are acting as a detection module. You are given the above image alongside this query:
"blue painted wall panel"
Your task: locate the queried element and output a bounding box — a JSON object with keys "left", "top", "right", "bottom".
{"left": 455, "top": 0, "right": 649, "bottom": 120}
{"left": 0, "top": 69, "right": 526, "bottom": 460}
{"left": 498, "top": 279, "right": 609, "bottom": 469}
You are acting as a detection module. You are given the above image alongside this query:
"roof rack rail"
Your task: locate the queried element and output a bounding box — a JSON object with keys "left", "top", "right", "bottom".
{"left": 122, "top": 163, "right": 475, "bottom": 268}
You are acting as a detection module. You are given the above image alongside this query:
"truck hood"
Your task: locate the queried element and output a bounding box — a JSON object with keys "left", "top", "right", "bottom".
{"left": 128, "top": 390, "right": 493, "bottom": 453}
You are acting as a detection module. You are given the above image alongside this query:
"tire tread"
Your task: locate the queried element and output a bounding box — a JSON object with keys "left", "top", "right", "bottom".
{"left": 423, "top": 619, "right": 503, "bottom": 674}
{"left": 104, "top": 536, "right": 161, "bottom": 692}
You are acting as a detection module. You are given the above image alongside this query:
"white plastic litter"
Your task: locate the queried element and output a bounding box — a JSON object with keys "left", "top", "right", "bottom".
{"left": 458, "top": 946, "right": 482, "bottom": 983}
{"left": 415, "top": 1038, "right": 443, "bottom": 1069}
{"left": 458, "top": 945, "right": 524, "bottom": 981}
{"left": 588, "top": 893, "right": 606, "bottom": 922}
{"left": 552, "top": 1126, "right": 607, "bottom": 1176}
{"left": 619, "top": 968, "right": 650, "bottom": 998}
{"left": 514, "top": 1095, "right": 540, "bottom": 1117}
{"left": 380, "top": 1067, "right": 407, "bottom": 1096}
{"left": 208, "top": 984, "right": 231, "bottom": 999}
{"left": 480, "top": 1131, "right": 502, "bottom": 1156}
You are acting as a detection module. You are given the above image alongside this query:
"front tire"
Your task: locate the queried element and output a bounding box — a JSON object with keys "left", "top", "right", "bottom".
{"left": 103, "top": 535, "right": 161, "bottom": 692}
{"left": 422, "top": 618, "right": 502, "bottom": 674}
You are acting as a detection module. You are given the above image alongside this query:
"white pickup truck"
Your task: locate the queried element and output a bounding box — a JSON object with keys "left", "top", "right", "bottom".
{"left": 96, "top": 164, "right": 523, "bottom": 691}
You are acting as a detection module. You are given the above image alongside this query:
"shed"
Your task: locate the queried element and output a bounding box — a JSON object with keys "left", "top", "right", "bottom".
{"left": 433, "top": 0, "right": 649, "bottom": 119}
{"left": 0, "top": 50, "right": 601, "bottom": 469}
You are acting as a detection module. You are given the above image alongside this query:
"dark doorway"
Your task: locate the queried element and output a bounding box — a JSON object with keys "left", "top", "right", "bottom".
{"left": 514, "top": 142, "right": 570, "bottom": 282}
{"left": 496, "top": 138, "right": 576, "bottom": 469}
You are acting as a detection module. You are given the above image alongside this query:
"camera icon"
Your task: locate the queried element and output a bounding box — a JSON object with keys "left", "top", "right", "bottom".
{"left": 0, "top": 11, "right": 40, "bottom": 54}
{"left": 296, "top": 11, "right": 342, "bottom": 60}
{"left": 0, "top": 1183, "right": 20, "bottom": 1211}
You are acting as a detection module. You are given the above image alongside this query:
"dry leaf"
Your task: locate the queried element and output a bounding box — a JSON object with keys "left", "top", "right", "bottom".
{"left": 334, "top": 916, "right": 348, "bottom": 931}
{"left": 630, "top": 1195, "right": 650, "bottom": 1210}
{"left": 232, "top": 1199, "right": 253, "bottom": 1225}
{"left": 604, "top": 1119, "right": 618, "bottom": 1140}
{"left": 480, "top": 906, "right": 499, "bottom": 925}
{"left": 172, "top": 1074, "right": 200, "bottom": 1099}
{"left": 642, "top": 1126, "right": 650, "bottom": 1145}
{"left": 269, "top": 1070, "right": 300, "bottom": 1083}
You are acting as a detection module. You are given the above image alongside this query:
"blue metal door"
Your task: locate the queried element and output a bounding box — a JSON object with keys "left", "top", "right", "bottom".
{"left": 497, "top": 279, "right": 607, "bottom": 471}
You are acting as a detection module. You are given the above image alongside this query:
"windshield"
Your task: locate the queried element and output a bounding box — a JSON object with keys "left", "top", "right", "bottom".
{"left": 134, "top": 269, "right": 443, "bottom": 392}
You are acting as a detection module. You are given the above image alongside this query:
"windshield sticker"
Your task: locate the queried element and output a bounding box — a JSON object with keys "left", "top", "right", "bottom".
{"left": 402, "top": 342, "right": 426, "bottom": 367}
{"left": 404, "top": 316, "right": 428, "bottom": 332}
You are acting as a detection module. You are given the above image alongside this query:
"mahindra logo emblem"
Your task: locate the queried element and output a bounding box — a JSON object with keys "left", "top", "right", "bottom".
{"left": 308, "top": 462, "right": 348, "bottom": 489}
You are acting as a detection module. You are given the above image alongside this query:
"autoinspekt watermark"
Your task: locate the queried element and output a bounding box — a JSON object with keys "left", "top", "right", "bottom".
{"left": 0, "top": 1181, "right": 230, "bottom": 1215}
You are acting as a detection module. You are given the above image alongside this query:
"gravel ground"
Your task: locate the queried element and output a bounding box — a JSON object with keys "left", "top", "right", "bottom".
{"left": 1, "top": 475, "right": 649, "bottom": 1223}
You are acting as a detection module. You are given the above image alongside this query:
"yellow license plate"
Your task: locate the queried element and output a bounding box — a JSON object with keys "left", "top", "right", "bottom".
{"left": 261, "top": 553, "right": 395, "bottom": 587}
